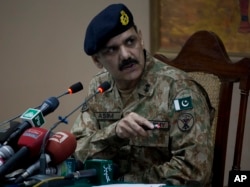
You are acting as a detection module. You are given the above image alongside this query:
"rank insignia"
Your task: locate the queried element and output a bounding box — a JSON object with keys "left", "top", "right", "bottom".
{"left": 174, "top": 96, "right": 193, "bottom": 111}
{"left": 178, "top": 113, "right": 194, "bottom": 131}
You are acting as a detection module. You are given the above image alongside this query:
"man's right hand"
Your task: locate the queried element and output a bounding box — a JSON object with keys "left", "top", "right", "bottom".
{"left": 115, "top": 112, "right": 154, "bottom": 139}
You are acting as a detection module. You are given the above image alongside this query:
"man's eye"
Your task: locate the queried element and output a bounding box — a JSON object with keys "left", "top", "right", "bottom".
{"left": 126, "top": 38, "right": 136, "bottom": 46}
{"left": 104, "top": 46, "right": 117, "bottom": 54}
{"left": 108, "top": 47, "right": 115, "bottom": 52}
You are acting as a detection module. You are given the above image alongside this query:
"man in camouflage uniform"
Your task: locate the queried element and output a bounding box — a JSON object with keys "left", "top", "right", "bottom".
{"left": 71, "top": 3, "right": 213, "bottom": 186}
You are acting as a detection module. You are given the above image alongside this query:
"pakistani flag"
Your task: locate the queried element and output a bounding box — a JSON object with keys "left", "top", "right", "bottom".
{"left": 20, "top": 108, "right": 45, "bottom": 127}
{"left": 174, "top": 96, "right": 193, "bottom": 111}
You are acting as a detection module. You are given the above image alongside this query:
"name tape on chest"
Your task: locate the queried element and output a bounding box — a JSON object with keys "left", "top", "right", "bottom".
{"left": 95, "top": 112, "right": 122, "bottom": 120}
{"left": 94, "top": 112, "right": 170, "bottom": 130}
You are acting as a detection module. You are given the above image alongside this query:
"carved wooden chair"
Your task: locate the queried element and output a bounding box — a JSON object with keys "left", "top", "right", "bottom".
{"left": 154, "top": 30, "right": 250, "bottom": 187}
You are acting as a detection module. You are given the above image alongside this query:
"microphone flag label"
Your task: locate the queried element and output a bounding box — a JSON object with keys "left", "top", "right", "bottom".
{"left": 174, "top": 96, "right": 193, "bottom": 111}
{"left": 20, "top": 108, "right": 45, "bottom": 127}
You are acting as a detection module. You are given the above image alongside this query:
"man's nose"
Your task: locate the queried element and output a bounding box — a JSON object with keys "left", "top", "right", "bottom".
{"left": 119, "top": 45, "right": 130, "bottom": 59}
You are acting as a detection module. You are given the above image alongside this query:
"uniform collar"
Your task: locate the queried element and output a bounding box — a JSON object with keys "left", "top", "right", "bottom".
{"left": 106, "top": 51, "right": 156, "bottom": 97}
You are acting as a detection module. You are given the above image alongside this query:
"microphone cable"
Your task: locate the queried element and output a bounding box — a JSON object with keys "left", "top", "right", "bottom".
{"left": 32, "top": 176, "right": 68, "bottom": 187}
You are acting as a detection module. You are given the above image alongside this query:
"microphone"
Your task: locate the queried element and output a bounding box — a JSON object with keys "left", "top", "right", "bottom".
{"left": 57, "top": 82, "right": 83, "bottom": 99}
{"left": 64, "top": 159, "right": 114, "bottom": 185}
{"left": 0, "top": 145, "right": 15, "bottom": 167}
{"left": 38, "top": 81, "right": 110, "bottom": 175}
{"left": 65, "top": 168, "right": 97, "bottom": 179}
{"left": 3, "top": 97, "right": 59, "bottom": 148}
{"left": 13, "top": 154, "right": 52, "bottom": 184}
{"left": 96, "top": 81, "right": 111, "bottom": 93}
{"left": 44, "top": 159, "right": 84, "bottom": 176}
{"left": 24, "top": 160, "right": 114, "bottom": 187}
{"left": 45, "top": 131, "right": 76, "bottom": 165}
{"left": 39, "top": 131, "right": 77, "bottom": 175}
{"left": 15, "top": 131, "right": 76, "bottom": 183}
{"left": 0, "top": 81, "right": 83, "bottom": 127}
{"left": 36, "top": 160, "right": 114, "bottom": 186}
{"left": 59, "top": 81, "right": 111, "bottom": 124}
{"left": 60, "top": 81, "right": 111, "bottom": 124}
{"left": 0, "top": 127, "right": 48, "bottom": 178}
{"left": 80, "top": 81, "right": 111, "bottom": 112}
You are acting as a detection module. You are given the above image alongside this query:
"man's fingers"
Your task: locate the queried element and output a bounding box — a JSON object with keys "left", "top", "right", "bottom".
{"left": 116, "top": 112, "right": 154, "bottom": 138}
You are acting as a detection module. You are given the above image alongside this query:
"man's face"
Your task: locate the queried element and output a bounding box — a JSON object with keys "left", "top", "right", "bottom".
{"left": 93, "top": 27, "right": 145, "bottom": 87}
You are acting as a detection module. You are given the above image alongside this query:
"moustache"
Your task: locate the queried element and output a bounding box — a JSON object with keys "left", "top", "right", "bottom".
{"left": 119, "top": 58, "right": 139, "bottom": 71}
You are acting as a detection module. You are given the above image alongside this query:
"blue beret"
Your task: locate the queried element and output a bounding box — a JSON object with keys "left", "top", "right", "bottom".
{"left": 84, "top": 3, "right": 134, "bottom": 55}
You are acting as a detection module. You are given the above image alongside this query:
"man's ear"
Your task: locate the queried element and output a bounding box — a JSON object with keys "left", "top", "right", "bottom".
{"left": 138, "top": 30, "right": 144, "bottom": 47}
{"left": 92, "top": 55, "right": 104, "bottom": 69}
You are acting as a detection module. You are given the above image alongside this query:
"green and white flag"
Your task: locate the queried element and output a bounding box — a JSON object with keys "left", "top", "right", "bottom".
{"left": 20, "top": 108, "right": 45, "bottom": 127}
{"left": 174, "top": 96, "right": 193, "bottom": 111}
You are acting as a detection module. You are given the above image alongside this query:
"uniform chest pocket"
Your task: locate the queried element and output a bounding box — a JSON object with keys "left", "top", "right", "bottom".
{"left": 130, "top": 121, "right": 170, "bottom": 147}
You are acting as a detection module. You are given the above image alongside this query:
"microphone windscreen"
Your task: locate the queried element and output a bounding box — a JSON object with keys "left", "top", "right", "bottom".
{"left": 45, "top": 131, "right": 76, "bottom": 164}
{"left": 98, "top": 81, "right": 111, "bottom": 93}
{"left": 17, "top": 127, "right": 48, "bottom": 157}
{"left": 69, "top": 82, "right": 83, "bottom": 94}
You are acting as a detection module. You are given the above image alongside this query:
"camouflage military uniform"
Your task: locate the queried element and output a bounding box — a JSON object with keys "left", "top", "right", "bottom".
{"left": 71, "top": 51, "right": 213, "bottom": 186}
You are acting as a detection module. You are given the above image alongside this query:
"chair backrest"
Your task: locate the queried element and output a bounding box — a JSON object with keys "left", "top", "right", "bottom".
{"left": 154, "top": 30, "right": 250, "bottom": 187}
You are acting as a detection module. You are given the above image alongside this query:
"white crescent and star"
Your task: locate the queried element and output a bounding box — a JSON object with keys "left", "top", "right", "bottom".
{"left": 181, "top": 100, "right": 189, "bottom": 107}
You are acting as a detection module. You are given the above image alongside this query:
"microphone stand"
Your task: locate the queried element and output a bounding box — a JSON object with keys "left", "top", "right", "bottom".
{"left": 39, "top": 91, "right": 100, "bottom": 175}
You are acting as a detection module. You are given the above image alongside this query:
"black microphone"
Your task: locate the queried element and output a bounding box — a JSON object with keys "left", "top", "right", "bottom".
{"left": 56, "top": 82, "right": 83, "bottom": 99}
{"left": 39, "top": 81, "right": 111, "bottom": 175}
{"left": 0, "top": 82, "right": 83, "bottom": 127}
{"left": 3, "top": 97, "right": 59, "bottom": 148}
{"left": 81, "top": 81, "right": 111, "bottom": 112}
{"left": 64, "top": 159, "right": 115, "bottom": 185}
{"left": 60, "top": 81, "right": 111, "bottom": 126}
{"left": 96, "top": 81, "right": 111, "bottom": 94}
